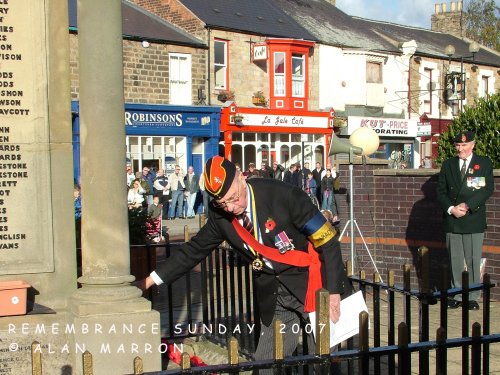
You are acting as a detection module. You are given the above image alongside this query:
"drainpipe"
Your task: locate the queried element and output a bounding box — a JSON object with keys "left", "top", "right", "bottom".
{"left": 399, "top": 41, "right": 417, "bottom": 119}
{"left": 407, "top": 61, "right": 411, "bottom": 119}
{"left": 207, "top": 27, "right": 211, "bottom": 105}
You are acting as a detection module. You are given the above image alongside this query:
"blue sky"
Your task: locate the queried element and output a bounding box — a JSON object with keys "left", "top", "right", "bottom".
{"left": 336, "top": 0, "right": 500, "bottom": 29}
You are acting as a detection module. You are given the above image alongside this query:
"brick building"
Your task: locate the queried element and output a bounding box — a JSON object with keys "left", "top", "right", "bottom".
{"left": 68, "top": 0, "right": 221, "bottom": 179}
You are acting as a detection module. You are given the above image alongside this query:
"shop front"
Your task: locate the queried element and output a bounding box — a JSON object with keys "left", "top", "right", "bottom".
{"left": 72, "top": 102, "right": 220, "bottom": 181}
{"left": 343, "top": 116, "right": 419, "bottom": 168}
{"left": 219, "top": 102, "right": 335, "bottom": 169}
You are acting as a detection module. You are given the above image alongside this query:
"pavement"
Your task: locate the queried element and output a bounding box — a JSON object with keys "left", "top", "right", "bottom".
{"left": 161, "top": 214, "right": 207, "bottom": 242}
{"left": 157, "top": 214, "right": 500, "bottom": 373}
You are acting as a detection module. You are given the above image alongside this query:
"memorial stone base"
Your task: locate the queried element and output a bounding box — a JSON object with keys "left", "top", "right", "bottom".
{"left": 0, "top": 309, "right": 161, "bottom": 375}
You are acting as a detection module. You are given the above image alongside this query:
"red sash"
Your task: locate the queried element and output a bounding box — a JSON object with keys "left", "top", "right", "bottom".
{"left": 232, "top": 218, "right": 322, "bottom": 313}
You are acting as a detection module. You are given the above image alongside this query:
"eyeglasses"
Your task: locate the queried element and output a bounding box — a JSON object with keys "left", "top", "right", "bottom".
{"left": 213, "top": 183, "right": 241, "bottom": 209}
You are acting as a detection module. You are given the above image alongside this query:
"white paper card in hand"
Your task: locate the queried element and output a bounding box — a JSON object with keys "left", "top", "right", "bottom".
{"left": 308, "top": 291, "right": 369, "bottom": 348}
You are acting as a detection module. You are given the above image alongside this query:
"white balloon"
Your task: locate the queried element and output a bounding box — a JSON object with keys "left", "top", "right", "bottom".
{"left": 350, "top": 127, "right": 380, "bottom": 156}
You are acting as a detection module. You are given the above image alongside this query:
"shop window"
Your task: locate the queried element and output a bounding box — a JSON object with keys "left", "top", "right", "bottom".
{"left": 366, "top": 61, "right": 382, "bottom": 83}
{"left": 292, "top": 54, "right": 305, "bottom": 97}
{"left": 274, "top": 52, "right": 286, "bottom": 96}
{"left": 257, "top": 133, "right": 269, "bottom": 142}
{"left": 214, "top": 39, "right": 228, "bottom": 89}
{"left": 244, "top": 133, "right": 256, "bottom": 142}
{"left": 423, "top": 68, "right": 433, "bottom": 114}
{"left": 280, "top": 145, "right": 290, "bottom": 163}
{"left": 279, "top": 133, "right": 289, "bottom": 142}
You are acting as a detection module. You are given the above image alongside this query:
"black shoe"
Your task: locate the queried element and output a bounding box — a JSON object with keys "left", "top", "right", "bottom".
{"left": 179, "top": 216, "right": 186, "bottom": 219}
{"left": 447, "top": 299, "right": 461, "bottom": 309}
{"left": 468, "top": 301, "right": 480, "bottom": 311}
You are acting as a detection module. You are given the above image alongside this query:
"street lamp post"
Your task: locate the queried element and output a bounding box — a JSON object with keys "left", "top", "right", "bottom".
{"left": 444, "top": 41, "right": 480, "bottom": 112}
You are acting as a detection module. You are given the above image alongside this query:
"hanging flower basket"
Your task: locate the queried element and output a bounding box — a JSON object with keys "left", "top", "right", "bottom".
{"left": 217, "top": 90, "right": 235, "bottom": 102}
{"left": 233, "top": 114, "right": 244, "bottom": 123}
{"left": 252, "top": 91, "right": 268, "bottom": 106}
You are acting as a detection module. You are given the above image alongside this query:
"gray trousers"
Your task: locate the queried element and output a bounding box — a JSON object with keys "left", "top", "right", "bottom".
{"left": 254, "top": 285, "right": 340, "bottom": 374}
{"left": 446, "top": 232, "right": 484, "bottom": 301}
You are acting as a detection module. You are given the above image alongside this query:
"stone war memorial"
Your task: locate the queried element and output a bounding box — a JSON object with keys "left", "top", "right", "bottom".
{"left": 0, "top": 0, "right": 161, "bottom": 373}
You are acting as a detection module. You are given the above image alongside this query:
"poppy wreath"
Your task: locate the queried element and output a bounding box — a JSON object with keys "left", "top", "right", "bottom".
{"left": 163, "top": 340, "right": 209, "bottom": 369}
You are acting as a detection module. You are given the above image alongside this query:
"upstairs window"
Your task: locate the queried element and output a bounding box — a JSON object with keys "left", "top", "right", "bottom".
{"left": 292, "top": 54, "right": 305, "bottom": 97}
{"left": 481, "top": 75, "right": 489, "bottom": 98}
{"left": 274, "top": 52, "right": 286, "bottom": 96}
{"left": 214, "top": 39, "right": 228, "bottom": 89}
{"left": 423, "top": 68, "right": 433, "bottom": 114}
{"left": 366, "top": 61, "right": 382, "bottom": 83}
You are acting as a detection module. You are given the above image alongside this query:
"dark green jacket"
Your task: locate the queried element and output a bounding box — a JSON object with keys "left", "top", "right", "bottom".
{"left": 437, "top": 154, "right": 494, "bottom": 234}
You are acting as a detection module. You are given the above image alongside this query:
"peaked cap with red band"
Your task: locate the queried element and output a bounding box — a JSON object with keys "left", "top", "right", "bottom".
{"left": 204, "top": 156, "right": 237, "bottom": 199}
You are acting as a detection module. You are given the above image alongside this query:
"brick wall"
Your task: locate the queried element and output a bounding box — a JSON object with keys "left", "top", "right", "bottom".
{"left": 69, "top": 34, "right": 207, "bottom": 104}
{"left": 209, "top": 30, "right": 270, "bottom": 106}
{"left": 335, "top": 162, "right": 500, "bottom": 300}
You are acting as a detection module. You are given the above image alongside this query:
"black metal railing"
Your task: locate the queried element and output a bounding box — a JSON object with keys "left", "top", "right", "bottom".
{"left": 128, "top": 237, "right": 500, "bottom": 374}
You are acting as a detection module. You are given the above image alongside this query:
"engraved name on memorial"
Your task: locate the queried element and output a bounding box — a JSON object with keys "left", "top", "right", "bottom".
{"left": 0, "top": 0, "right": 54, "bottom": 274}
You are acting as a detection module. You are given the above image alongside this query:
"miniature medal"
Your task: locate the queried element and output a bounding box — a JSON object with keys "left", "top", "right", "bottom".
{"left": 252, "top": 258, "right": 263, "bottom": 271}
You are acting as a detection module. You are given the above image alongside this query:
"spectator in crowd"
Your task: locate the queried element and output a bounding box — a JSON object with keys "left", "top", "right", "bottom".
{"left": 141, "top": 166, "right": 156, "bottom": 205}
{"left": 304, "top": 171, "right": 317, "bottom": 197}
{"left": 260, "top": 162, "right": 273, "bottom": 179}
{"left": 246, "top": 162, "right": 261, "bottom": 179}
{"left": 74, "top": 183, "right": 82, "bottom": 249}
{"left": 127, "top": 178, "right": 146, "bottom": 208}
{"left": 184, "top": 166, "right": 200, "bottom": 218}
{"left": 198, "top": 173, "right": 210, "bottom": 216}
{"left": 147, "top": 195, "right": 163, "bottom": 220}
{"left": 437, "top": 131, "right": 494, "bottom": 311}
{"left": 272, "top": 161, "right": 285, "bottom": 181}
{"left": 137, "top": 156, "right": 351, "bottom": 373}
{"left": 126, "top": 165, "right": 135, "bottom": 187}
{"left": 321, "top": 169, "right": 335, "bottom": 212}
{"left": 167, "top": 165, "right": 186, "bottom": 220}
{"left": 423, "top": 156, "right": 432, "bottom": 168}
{"left": 312, "top": 162, "right": 324, "bottom": 205}
{"left": 153, "top": 168, "right": 170, "bottom": 218}
{"left": 292, "top": 163, "right": 302, "bottom": 188}
{"left": 283, "top": 164, "right": 296, "bottom": 185}
{"left": 331, "top": 165, "right": 341, "bottom": 217}
{"left": 302, "top": 162, "right": 312, "bottom": 191}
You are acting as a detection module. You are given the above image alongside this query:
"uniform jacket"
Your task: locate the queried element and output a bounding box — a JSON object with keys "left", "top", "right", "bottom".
{"left": 437, "top": 154, "right": 494, "bottom": 234}
{"left": 155, "top": 178, "right": 350, "bottom": 325}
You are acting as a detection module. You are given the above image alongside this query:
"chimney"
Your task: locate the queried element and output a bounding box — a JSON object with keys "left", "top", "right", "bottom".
{"left": 431, "top": 1, "right": 465, "bottom": 38}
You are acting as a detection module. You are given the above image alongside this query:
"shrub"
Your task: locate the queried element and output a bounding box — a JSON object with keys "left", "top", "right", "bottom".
{"left": 437, "top": 93, "right": 500, "bottom": 168}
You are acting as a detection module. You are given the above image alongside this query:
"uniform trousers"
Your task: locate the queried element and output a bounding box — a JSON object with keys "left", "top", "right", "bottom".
{"left": 446, "top": 232, "right": 484, "bottom": 301}
{"left": 254, "top": 284, "right": 340, "bottom": 374}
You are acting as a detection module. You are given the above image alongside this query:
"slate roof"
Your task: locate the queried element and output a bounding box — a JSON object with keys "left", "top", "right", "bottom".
{"left": 178, "top": 0, "right": 316, "bottom": 40}
{"left": 68, "top": 0, "right": 206, "bottom": 47}
{"left": 274, "top": 0, "right": 499, "bottom": 66}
